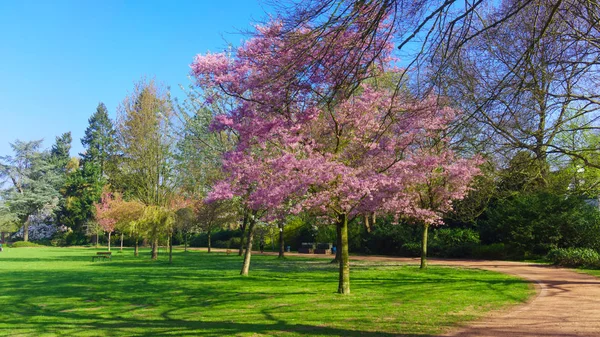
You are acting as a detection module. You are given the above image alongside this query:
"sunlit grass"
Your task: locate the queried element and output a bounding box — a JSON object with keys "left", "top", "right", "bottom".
{"left": 0, "top": 247, "right": 533, "bottom": 336}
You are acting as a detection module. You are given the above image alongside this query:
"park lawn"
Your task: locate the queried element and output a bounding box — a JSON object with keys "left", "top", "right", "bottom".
{"left": 576, "top": 269, "right": 600, "bottom": 278}
{"left": 0, "top": 247, "right": 532, "bottom": 337}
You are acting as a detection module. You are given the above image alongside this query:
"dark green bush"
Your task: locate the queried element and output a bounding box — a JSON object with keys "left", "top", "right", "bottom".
{"left": 471, "top": 243, "right": 509, "bottom": 260}
{"left": 547, "top": 248, "right": 600, "bottom": 268}
{"left": 364, "top": 221, "right": 420, "bottom": 255}
{"left": 479, "top": 193, "right": 600, "bottom": 255}
{"left": 430, "top": 228, "right": 480, "bottom": 258}
{"left": 400, "top": 242, "right": 421, "bottom": 257}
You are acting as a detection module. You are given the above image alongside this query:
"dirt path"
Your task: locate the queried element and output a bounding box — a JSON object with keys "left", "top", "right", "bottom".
{"left": 244, "top": 250, "right": 600, "bottom": 336}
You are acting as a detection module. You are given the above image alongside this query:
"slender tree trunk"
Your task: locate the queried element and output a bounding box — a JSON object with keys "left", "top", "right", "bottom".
{"left": 134, "top": 236, "right": 139, "bottom": 257}
{"left": 240, "top": 218, "right": 256, "bottom": 276}
{"left": 421, "top": 224, "right": 429, "bottom": 269}
{"left": 151, "top": 237, "right": 158, "bottom": 260}
{"left": 108, "top": 231, "right": 111, "bottom": 252}
{"left": 169, "top": 233, "right": 173, "bottom": 264}
{"left": 207, "top": 230, "right": 212, "bottom": 253}
{"left": 120, "top": 233, "right": 124, "bottom": 251}
{"left": 95, "top": 231, "right": 99, "bottom": 248}
{"left": 23, "top": 216, "right": 30, "bottom": 242}
{"left": 338, "top": 213, "right": 350, "bottom": 295}
{"left": 184, "top": 232, "right": 188, "bottom": 252}
{"left": 278, "top": 222, "right": 285, "bottom": 258}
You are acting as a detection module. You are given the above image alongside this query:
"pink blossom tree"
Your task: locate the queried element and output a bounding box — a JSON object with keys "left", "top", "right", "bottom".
{"left": 192, "top": 22, "right": 481, "bottom": 293}
{"left": 94, "top": 191, "right": 117, "bottom": 251}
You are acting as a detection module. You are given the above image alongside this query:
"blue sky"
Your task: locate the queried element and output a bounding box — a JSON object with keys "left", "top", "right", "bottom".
{"left": 0, "top": 0, "right": 270, "bottom": 157}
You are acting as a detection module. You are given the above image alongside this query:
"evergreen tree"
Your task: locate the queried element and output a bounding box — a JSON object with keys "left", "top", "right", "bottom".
{"left": 81, "top": 103, "right": 116, "bottom": 177}
{"left": 0, "top": 140, "right": 62, "bottom": 241}
{"left": 50, "top": 132, "right": 72, "bottom": 171}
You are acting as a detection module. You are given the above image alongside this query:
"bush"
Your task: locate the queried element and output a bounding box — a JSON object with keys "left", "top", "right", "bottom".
{"left": 479, "top": 193, "right": 600, "bottom": 256}
{"left": 471, "top": 243, "right": 509, "bottom": 260}
{"left": 9, "top": 241, "right": 46, "bottom": 248}
{"left": 547, "top": 248, "right": 600, "bottom": 268}
{"left": 430, "top": 228, "right": 480, "bottom": 258}
{"left": 400, "top": 242, "right": 421, "bottom": 257}
{"left": 364, "top": 221, "right": 421, "bottom": 255}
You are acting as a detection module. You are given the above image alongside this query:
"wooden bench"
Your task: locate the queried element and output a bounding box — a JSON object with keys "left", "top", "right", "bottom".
{"left": 92, "top": 252, "right": 112, "bottom": 262}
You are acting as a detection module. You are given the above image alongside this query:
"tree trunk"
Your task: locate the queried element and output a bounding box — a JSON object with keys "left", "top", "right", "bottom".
{"left": 420, "top": 224, "right": 429, "bottom": 269}
{"left": 169, "top": 233, "right": 173, "bottom": 264}
{"left": 151, "top": 238, "right": 158, "bottom": 260}
{"left": 207, "top": 230, "right": 212, "bottom": 253}
{"left": 95, "top": 231, "right": 99, "bottom": 248}
{"left": 23, "top": 216, "right": 30, "bottom": 242}
{"left": 120, "top": 233, "right": 124, "bottom": 252}
{"left": 337, "top": 213, "right": 350, "bottom": 295}
{"left": 134, "top": 236, "right": 139, "bottom": 257}
{"left": 240, "top": 218, "right": 256, "bottom": 276}
{"left": 108, "top": 231, "right": 111, "bottom": 252}
{"left": 184, "top": 232, "right": 188, "bottom": 252}
{"left": 278, "top": 222, "right": 285, "bottom": 258}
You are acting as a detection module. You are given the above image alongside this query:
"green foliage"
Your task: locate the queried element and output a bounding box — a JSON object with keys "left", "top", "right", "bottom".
{"left": 471, "top": 243, "right": 511, "bottom": 260}
{"left": 81, "top": 103, "right": 116, "bottom": 177}
{"left": 430, "top": 228, "right": 480, "bottom": 258}
{"left": 547, "top": 248, "right": 600, "bottom": 268}
{"left": 480, "top": 192, "right": 600, "bottom": 257}
{"left": 50, "top": 132, "right": 72, "bottom": 174}
{"left": 9, "top": 241, "right": 46, "bottom": 248}
{"left": 364, "top": 220, "right": 420, "bottom": 255}
{"left": 0, "top": 247, "right": 533, "bottom": 336}
{"left": 401, "top": 242, "right": 422, "bottom": 257}
{"left": 56, "top": 162, "right": 104, "bottom": 234}
{"left": 116, "top": 79, "right": 174, "bottom": 206}
{"left": 0, "top": 140, "right": 63, "bottom": 239}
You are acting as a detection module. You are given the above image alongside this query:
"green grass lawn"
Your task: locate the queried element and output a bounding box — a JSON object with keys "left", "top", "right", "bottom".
{"left": 0, "top": 247, "right": 533, "bottom": 337}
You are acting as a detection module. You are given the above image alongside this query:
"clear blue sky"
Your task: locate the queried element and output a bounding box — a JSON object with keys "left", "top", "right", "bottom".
{"left": 0, "top": 0, "right": 270, "bottom": 157}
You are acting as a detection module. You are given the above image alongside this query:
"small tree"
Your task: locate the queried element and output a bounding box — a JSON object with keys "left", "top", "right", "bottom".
{"left": 175, "top": 207, "right": 196, "bottom": 252}
{"left": 195, "top": 199, "right": 237, "bottom": 253}
{"left": 94, "top": 191, "right": 117, "bottom": 251}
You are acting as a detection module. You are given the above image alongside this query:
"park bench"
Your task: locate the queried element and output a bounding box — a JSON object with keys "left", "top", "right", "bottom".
{"left": 92, "top": 251, "right": 112, "bottom": 262}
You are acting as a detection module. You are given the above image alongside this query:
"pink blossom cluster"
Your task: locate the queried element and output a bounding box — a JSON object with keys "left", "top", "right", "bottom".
{"left": 94, "top": 191, "right": 117, "bottom": 232}
{"left": 192, "top": 22, "right": 481, "bottom": 224}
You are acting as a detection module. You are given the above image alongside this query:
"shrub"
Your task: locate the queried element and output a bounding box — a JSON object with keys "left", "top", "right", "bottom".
{"left": 479, "top": 193, "right": 600, "bottom": 256}
{"left": 364, "top": 221, "right": 421, "bottom": 255}
{"left": 471, "top": 243, "right": 508, "bottom": 260}
{"left": 400, "top": 242, "right": 421, "bottom": 257}
{"left": 10, "top": 241, "right": 46, "bottom": 248}
{"left": 430, "top": 228, "right": 480, "bottom": 258}
{"left": 547, "top": 248, "right": 600, "bottom": 268}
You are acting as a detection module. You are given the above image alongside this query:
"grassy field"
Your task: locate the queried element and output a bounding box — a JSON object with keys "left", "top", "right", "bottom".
{"left": 0, "top": 247, "right": 533, "bottom": 337}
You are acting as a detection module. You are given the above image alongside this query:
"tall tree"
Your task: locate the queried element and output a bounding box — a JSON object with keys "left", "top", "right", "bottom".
{"left": 116, "top": 78, "right": 174, "bottom": 259}
{"left": 0, "top": 140, "right": 62, "bottom": 241}
{"left": 58, "top": 161, "right": 104, "bottom": 235}
{"left": 81, "top": 103, "right": 116, "bottom": 178}
{"left": 440, "top": 0, "right": 600, "bottom": 179}
{"left": 50, "top": 132, "right": 72, "bottom": 172}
